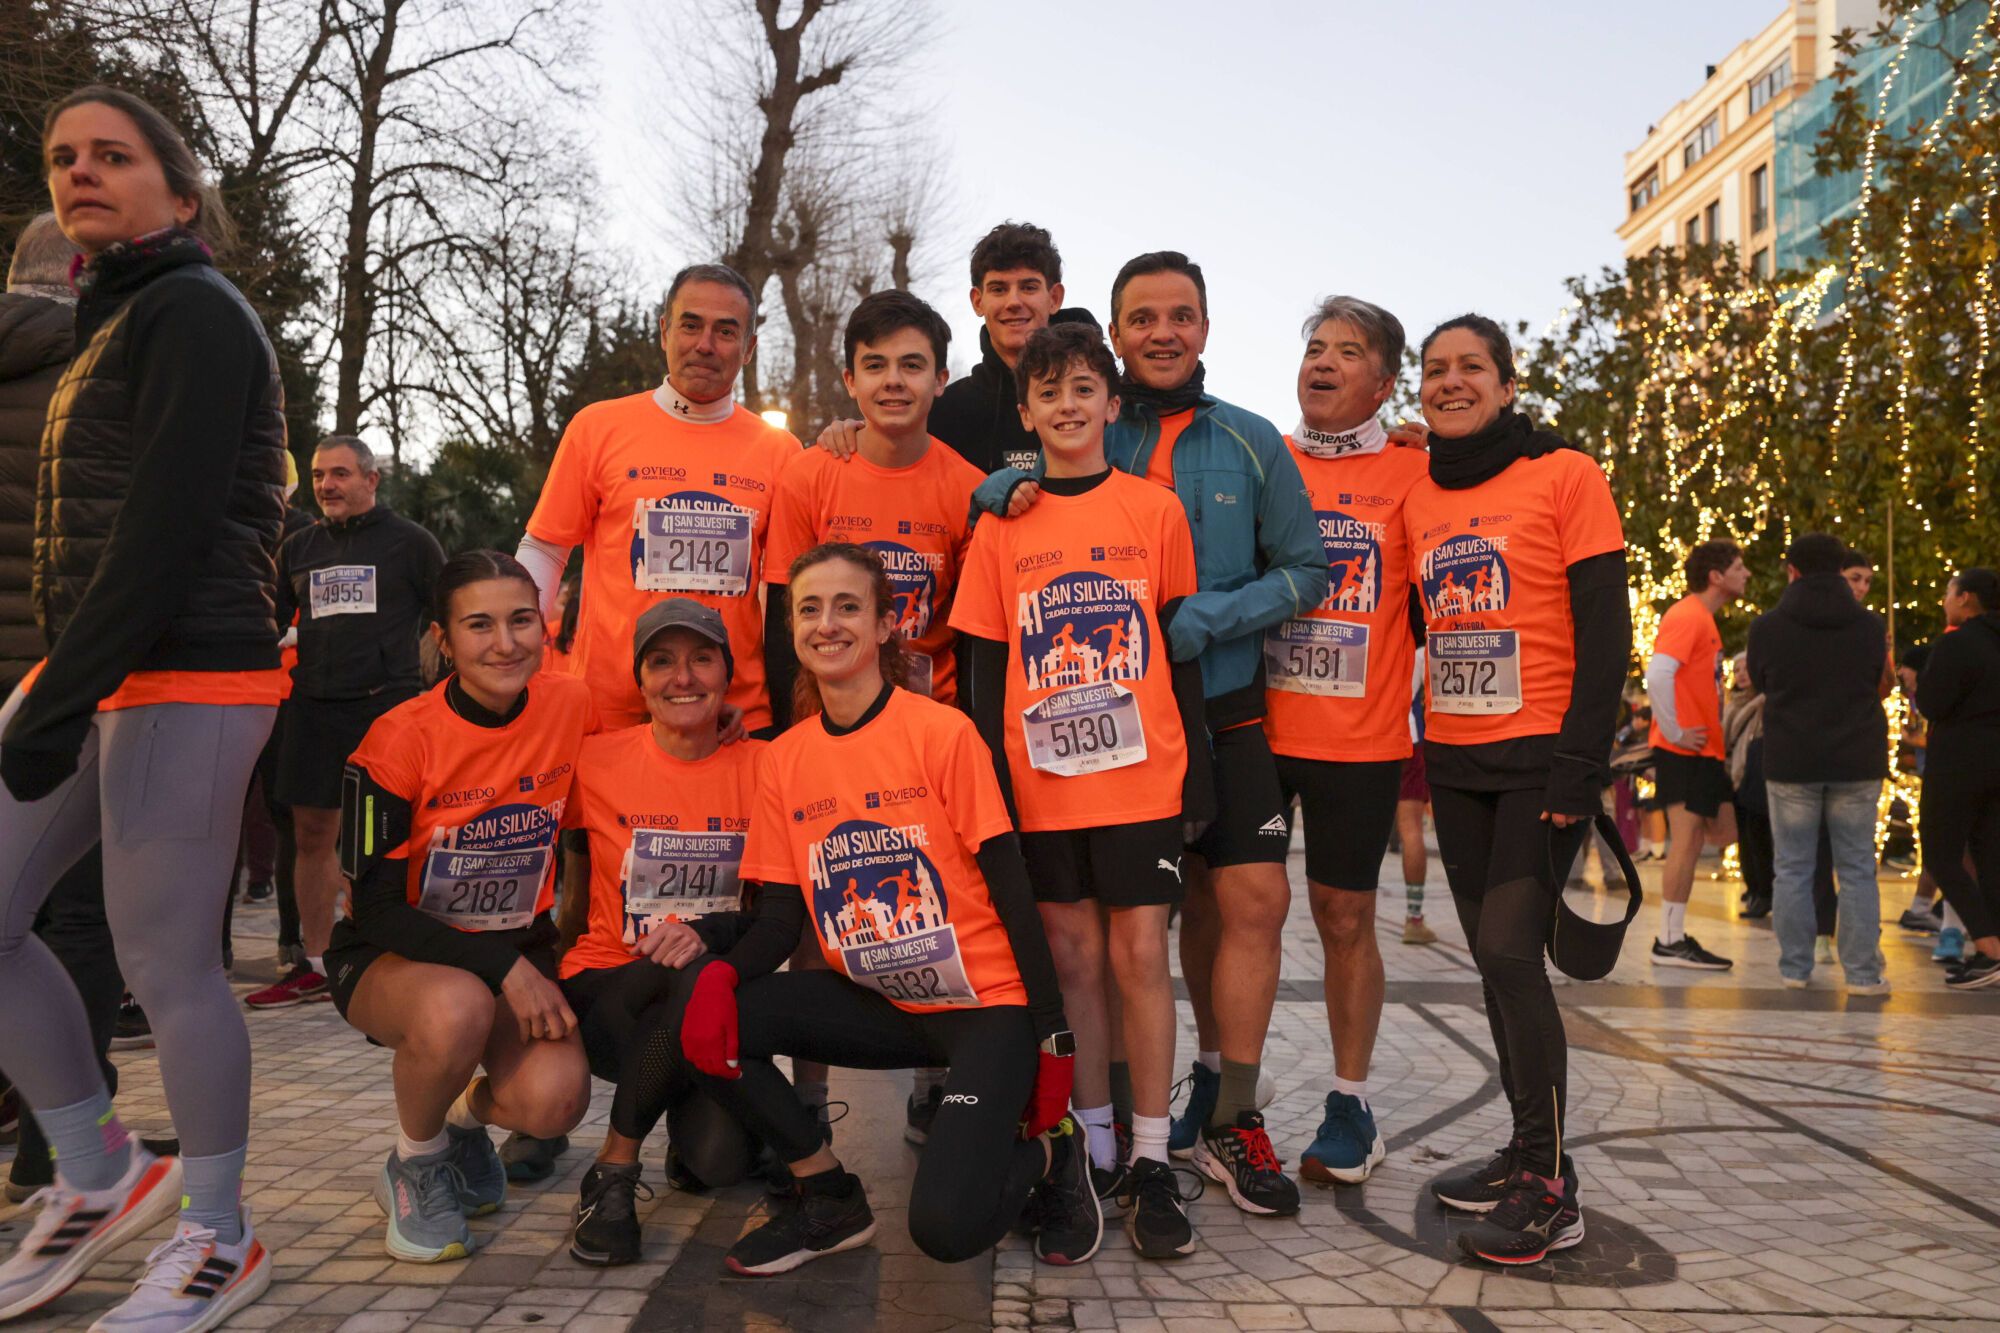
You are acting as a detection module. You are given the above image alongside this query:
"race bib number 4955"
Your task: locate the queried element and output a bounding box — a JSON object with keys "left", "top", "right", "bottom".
{"left": 1427, "top": 629, "right": 1523, "bottom": 715}
{"left": 309, "top": 565, "right": 378, "bottom": 617}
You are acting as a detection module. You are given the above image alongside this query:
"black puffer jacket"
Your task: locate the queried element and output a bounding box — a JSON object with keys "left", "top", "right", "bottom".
{"left": 0, "top": 292, "right": 72, "bottom": 693}
{"left": 1746, "top": 572, "right": 1888, "bottom": 783}
{"left": 5, "top": 228, "right": 286, "bottom": 761}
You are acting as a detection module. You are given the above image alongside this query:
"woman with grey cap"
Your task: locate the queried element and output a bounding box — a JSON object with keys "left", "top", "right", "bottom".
{"left": 556, "top": 596, "right": 791, "bottom": 1265}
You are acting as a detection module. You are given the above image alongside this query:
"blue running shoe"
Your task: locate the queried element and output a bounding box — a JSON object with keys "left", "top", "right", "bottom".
{"left": 1933, "top": 926, "right": 1967, "bottom": 964}
{"left": 1300, "top": 1091, "right": 1386, "bottom": 1186}
{"left": 1167, "top": 1063, "right": 1217, "bottom": 1160}
{"left": 444, "top": 1125, "right": 506, "bottom": 1217}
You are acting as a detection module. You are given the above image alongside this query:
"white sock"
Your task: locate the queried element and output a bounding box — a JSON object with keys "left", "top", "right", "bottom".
{"left": 446, "top": 1082, "right": 485, "bottom": 1131}
{"left": 913, "top": 1067, "right": 948, "bottom": 1096}
{"left": 1943, "top": 902, "right": 1965, "bottom": 932}
{"left": 1196, "top": 1050, "right": 1221, "bottom": 1075}
{"left": 1075, "top": 1103, "right": 1116, "bottom": 1171}
{"left": 1331, "top": 1075, "right": 1370, "bottom": 1111}
{"left": 398, "top": 1127, "right": 449, "bottom": 1160}
{"left": 307, "top": 954, "right": 325, "bottom": 976}
{"left": 1130, "top": 1113, "right": 1171, "bottom": 1167}
{"left": 1910, "top": 886, "right": 1934, "bottom": 914}
{"left": 1660, "top": 901, "right": 1688, "bottom": 945}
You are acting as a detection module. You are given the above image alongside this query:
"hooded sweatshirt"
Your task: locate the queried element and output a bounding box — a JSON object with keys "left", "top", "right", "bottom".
{"left": 0, "top": 291, "right": 73, "bottom": 693}
{"left": 1746, "top": 572, "right": 1888, "bottom": 783}
{"left": 1915, "top": 613, "right": 2000, "bottom": 776}
{"left": 929, "top": 308, "right": 1100, "bottom": 476}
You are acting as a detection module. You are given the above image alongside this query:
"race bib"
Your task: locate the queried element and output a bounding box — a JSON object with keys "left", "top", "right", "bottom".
{"left": 309, "top": 565, "right": 377, "bottom": 618}
{"left": 632, "top": 498, "right": 752, "bottom": 594}
{"left": 1022, "top": 682, "right": 1146, "bottom": 777}
{"left": 1428, "top": 629, "right": 1523, "bottom": 715}
{"left": 841, "top": 924, "right": 979, "bottom": 1007}
{"left": 1265, "top": 619, "right": 1368, "bottom": 697}
{"left": 416, "top": 844, "right": 550, "bottom": 931}
{"left": 905, "top": 651, "right": 934, "bottom": 699}
{"left": 622, "top": 830, "right": 744, "bottom": 941}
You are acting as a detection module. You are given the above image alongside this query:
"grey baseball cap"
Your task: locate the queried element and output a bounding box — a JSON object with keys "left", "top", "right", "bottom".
{"left": 632, "top": 598, "right": 734, "bottom": 681}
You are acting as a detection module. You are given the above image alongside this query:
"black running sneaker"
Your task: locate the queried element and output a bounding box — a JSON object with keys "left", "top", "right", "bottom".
{"left": 1897, "top": 907, "right": 1942, "bottom": 934}
{"left": 1092, "top": 1121, "right": 1133, "bottom": 1211}
{"left": 1030, "top": 1116, "right": 1102, "bottom": 1266}
{"left": 725, "top": 1171, "right": 876, "bottom": 1276}
{"left": 500, "top": 1132, "right": 568, "bottom": 1182}
{"left": 570, "top": 1162, "right": 650, "bottom": 1266}
{"left": 1431, "top": 1140, "right": 1519, "bottom": 1212}
{"left": 110, "top": 997, "right": 154, "bottom": 1051}
{"left": 1650, "top": 934, "right": 1733, "bottom": 969}
{"left": 1946, "top": 954, "right": 2000, "bottom": 990}
{"left": 1191, "top": 1110, "right": 1300, "bottom": 1216}
{"left": 243, "top": 879, "right": 275, "bottom": 904}
{"left": 1739, "top": 894, "right": 1771, "bottom": 920}
{"left": 1457, "top": 1170, "right": 1585, "bottom": 1265}
{"left": 1122, "top": 1158, "right": 1197, "bottom": 1260}
{"left": 904, "top": 1085, "right": 943, "bottom": 1147}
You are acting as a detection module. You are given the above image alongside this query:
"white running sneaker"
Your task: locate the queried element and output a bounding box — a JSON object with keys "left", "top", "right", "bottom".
{"left": 0, "top": 1147, "right": 182, "bottom": 1320}
{"left": 87, "top": 1208, "right": 272, "bottom": 1332}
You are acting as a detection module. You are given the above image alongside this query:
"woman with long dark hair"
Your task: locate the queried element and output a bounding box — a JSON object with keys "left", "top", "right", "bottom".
{"left": 1401, "top": 315, "right": 1630, "bottom": 1265}
{"left": 0, "top": 86, "right": 288, "bottom": 1330}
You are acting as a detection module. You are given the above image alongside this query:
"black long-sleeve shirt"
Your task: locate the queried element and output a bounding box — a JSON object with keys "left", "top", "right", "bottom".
{"left": 277, "top": 505, "right": 444, "bottom": 701}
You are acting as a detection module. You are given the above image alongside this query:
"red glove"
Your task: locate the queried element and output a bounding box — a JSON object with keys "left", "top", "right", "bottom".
{"left": 1020, "top": 1049, "right": 1073, "bottom": 1140}
{"left": 680, "top": 961, "right": 741, "bottom": 1079}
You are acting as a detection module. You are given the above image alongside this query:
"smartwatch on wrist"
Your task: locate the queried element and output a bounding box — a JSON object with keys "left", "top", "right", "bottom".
{"left": 1039, "top": 1029, "right": 1076, "bottom": 1058}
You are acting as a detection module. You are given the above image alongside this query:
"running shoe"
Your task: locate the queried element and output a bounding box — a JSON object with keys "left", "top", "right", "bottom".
{"left": 243, "top": 966, "right": 327, "bottom": 1010}
{"left": 444, "top": 1125, "right": 506, "bottom": 1216}
{"left": 372, "top": 1151, "right": 472, "bottom": 1263}
{"left": 570, "top": 1162, "right": 650, "bottom": 1267}
{"left": 1166, "top": 1062, "right": 1217, "bottom": 1158}
{"left": 1300, "top": 1092, "right": 1385, "bottom": 1186}
{"left": 1814, "top": 935, "right": 1836, "bottom": 966}
{"left": 1845, "top": 979, "right": 1891, "bottom": 996}
{"left": 1029, "top": 1117, "right": 1101, "bottom": 1266}
{"left": 1457, "top": 1170, "right": 1585, "bottom": 1265}
{"left": 1431, "top": 1139, "right": 1520, "bottom": 1212}
{"left": 499, "top": 1132, "right": 568, "bottom": 1183}
{"left": 110, "top": 999, "right": 153, "bottom": 1052}
{"left": 904, "top": 1084, "right": 943, "bottom": 1147}
{"left": 1402, "top": 916, "right": 1439, "bottom": 945}
{"left": 1093, "top": 1122, "right": 1133, "bottom": 1209}
{"left": 1933, "top": 926, "right": 1967, "bottom": 964}
{"left": 0, "top": 1147, "right": 182, "bottom": 1320}
{"left": 1898, "top": 907, "right": 1942, "bottom": 934}
{"left": 1651, "top": 934, "right": 1733, "bottom": 970}
{"left": 1191, "top": 1110, "right": 1300, "bottom": 1216}
{"left": 724, "top": 1172, "right": 875, "bottom": 1276}
{"left": 85, "top": 1207, "right": 271, "bottom": 1332}
{"left": 1946, "top": 955, "right": 2000, "bottom": 990}
{"left": 1740, "top": 894, "right": 1771, "bottom": 920}
{"left": 241, "top": 880, "right": 274, "bottom": 905}
{"left": 1121, "top": 1158, "right": 1197, "bottom": 1260}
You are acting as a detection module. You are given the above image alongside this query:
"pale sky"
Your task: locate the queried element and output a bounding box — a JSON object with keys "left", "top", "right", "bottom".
{"left": 597, "top": 0, "right": 1773, "bottom": 428}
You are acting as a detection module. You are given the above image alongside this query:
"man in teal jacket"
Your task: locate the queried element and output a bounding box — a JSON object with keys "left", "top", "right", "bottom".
{"left": 977, "top": 252, "right": 1326, "bottom": 1220}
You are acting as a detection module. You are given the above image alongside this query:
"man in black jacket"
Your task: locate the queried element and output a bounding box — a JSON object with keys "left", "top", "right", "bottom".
{"left": 246, "top": 434, "right": 444, "bottom": 1008}
{"left": 1747, "top": 532, "right": 1891, "bottom": 992}
{"left": 0, "top": 214, "right": 128, "bottom": 1202}
{"left": 1915, "top": 567, "right": 2000, "bottom": 989}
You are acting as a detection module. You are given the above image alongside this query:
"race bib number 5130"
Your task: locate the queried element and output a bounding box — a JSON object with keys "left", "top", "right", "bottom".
{"left": 1427, "top": 629, "right": 1522, "bottom": 715}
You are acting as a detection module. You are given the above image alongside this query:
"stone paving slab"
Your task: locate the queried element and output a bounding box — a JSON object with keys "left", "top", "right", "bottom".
{"left": 1, "top": 832, "right": 1995, "bottom": 1330}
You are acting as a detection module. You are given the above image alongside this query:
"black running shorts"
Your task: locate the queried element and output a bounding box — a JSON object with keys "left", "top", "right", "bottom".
{"left": 1020, "top": 816, "right": 1186, "bottom": 907}
{"left": 1275, "top": 756, "right": 1402, "bottom": 890}
{"left": 1188, "top": 722, "right": 1290, "bottom": 867}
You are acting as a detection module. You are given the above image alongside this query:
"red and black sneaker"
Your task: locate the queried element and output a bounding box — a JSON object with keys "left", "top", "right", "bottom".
{"left": 1458, "top": 1169, "right": 1585, "bottom": 1264}
{"left": 244, "top": 964, "right": 328, "bottom": 1009}
{"left": 1191, "top": 1110, "right": 1300, "bottom": 1216}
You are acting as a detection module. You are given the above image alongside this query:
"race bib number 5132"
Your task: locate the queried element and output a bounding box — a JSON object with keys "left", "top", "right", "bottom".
{"left": 1427, "top": 629, "right": 1523, "bottom": 715}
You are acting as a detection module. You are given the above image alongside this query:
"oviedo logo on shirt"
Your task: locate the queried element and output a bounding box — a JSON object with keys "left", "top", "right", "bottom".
{"left": 626, "top": 465, "right": 688, "bottom": 481}
{"left": 1090, "top": 544, "right": 1148, "bottom": 561}
{"left": 807, "top": 818, "right": 949, "bottom": 950}
{"left": 1015, "top": 549, "right": 1064, "bottom": 574}
{"left": 708, "top": 814, "right": 751, "bottom": 831}
{"left": 617, "top": 812, "right": 682, "bottom": 828}
{"left": 1338, "top": 491, "right": 1395, "bottom": 509}
{"left": 1015, "top": 571, "right": 1152, "bottom": 690}
{"left": 898, "top": 519, "right": 947, "bottom": 537}
{"left": 791, "top": 795, "right": 838, "bottom": 824}
{"left": 1420, "top": 534, "right": 1512, "bottom": 620}
{"left": 864, "top": 542, "right": 943, "bottom": 639}
{"left": 863, "top": 785, "right": 929, "bottom": 810}
{"left": 1313, "top": 510, "right": 1386, "bottom": 614}
{"left": 516, "top": 763, "right": 572, "bottom": 793}
{"left": 711, "top": 471, "right": 767, "bottom": 493}
{"left": 431, "top": 785, "right": 498, "bottom": 809}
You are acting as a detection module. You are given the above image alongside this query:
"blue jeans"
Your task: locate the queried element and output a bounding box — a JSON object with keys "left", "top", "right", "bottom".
{"left": 1767, "top": 779, "right": 1885, "bottom": 983}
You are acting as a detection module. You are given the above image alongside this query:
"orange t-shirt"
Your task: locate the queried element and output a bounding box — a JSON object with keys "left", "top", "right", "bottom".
{"left": 739, "top": 688, "right": 1024, "bottom": 1012}
{"left": 1140, "top": 409, "right": 1196, "bottom": 489}
{"left": 1648, "top": 595, "right": 1725, "bottom": 759}
{"left": 525, "top": 392, "right": 799, "bottom": 730}
{"left": 949, "top": 470, "right": 1198, "bottom": 831}
{"left": 560, "top": 727, "right": 765, "bottom": 979}
{"left": 762, "top": 439, "right": 983, "bottom": 704}
{"left": 347, "top": 673, "right": 596, "bottom": 931}
{"left": 1264, "top": 440, "right": 1429, "bottom": 762}
{"left": 1402, "top": 449, "right": 1626, "bottom": 746}
{"left": 16, "top": 660, "right": 287, "bottom": 710}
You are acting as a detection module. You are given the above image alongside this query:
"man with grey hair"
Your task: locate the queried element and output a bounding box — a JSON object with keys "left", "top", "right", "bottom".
{"left": 244, "top": 433, "right": 444, "bottom": 1009}
{"left": 1261, "top": 295, "right": 1432, "bottom": 1188}
{"left": 0, "top": 213, "right": 129, "bottom": 1204}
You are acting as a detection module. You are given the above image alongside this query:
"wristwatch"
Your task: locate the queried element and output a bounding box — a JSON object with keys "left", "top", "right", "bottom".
{"left": 1039, "top": 1030, "right": 1076, "bottom": 1058}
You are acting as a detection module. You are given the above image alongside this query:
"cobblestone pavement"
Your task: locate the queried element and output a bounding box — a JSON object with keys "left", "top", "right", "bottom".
{"left": 4, "top": 828, "right": 1997, "bottom": 1332}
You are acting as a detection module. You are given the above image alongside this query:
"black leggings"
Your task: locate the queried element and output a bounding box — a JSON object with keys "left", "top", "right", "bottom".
{"left": 698, "top": 970, "right": 1041, "bottom": 1264}
{"left": 1429, "top": 784, "right": 1586, "bottom": 1180}
{"left": 562, "top": 960, "right": 754, "bottom": 1188}
{"left": 1920, "top": 766, "right": 2000, "bottom": 939}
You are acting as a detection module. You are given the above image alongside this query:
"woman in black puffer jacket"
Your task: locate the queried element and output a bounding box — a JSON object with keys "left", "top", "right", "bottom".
{"left": 0, "top": 86, "right": 283, "bottom": 1328}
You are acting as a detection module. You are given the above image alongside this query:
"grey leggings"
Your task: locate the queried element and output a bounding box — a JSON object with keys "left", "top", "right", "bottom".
{"left": 0, "top": 687, "right": 273, "bottom": 1158}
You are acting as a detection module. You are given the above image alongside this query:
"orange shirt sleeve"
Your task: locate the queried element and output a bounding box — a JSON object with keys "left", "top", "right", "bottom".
{"left": 762, "top": 450, "right": 822, "bottom": 586}
{"left": 947, "top": 520, "right": 1008, "bottom": 641}
{"left": 525, "top": 409, "right": 603, "bottom": 547}
{"left": 1653, "top": 601, "right": 1700, "bottom": 664}
{"left": 1159, "top": 503, "right": 1198, "bottom": 603}
{"left": 1555, "top": 454, "right": 1626, "bottom": 568}
{"left": 935, "top": 710, "right": 1018, "bottom": 853}
{"left": 349, "top": 711, "right": 422, "bottom": 859}
{"left": 739, "top": 755, "right": 802, "bottom": 885}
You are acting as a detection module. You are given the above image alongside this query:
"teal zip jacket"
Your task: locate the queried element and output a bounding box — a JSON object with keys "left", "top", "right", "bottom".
{"left": 973, "top": 392, "right": 1328, "bottom": 729}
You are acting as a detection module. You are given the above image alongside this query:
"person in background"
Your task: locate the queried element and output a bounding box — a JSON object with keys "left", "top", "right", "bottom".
{"left": 1915, "top": 567, "right": 2000, "bottom": 989}
{"left": 545, "top": 573, "right": 581, "bottom": 676}
{"left": 1723, "top": 652, "right": 1773, "bottom": 920}
{"left": 1747, "top": 533, "right": 1890, "bottom": 993}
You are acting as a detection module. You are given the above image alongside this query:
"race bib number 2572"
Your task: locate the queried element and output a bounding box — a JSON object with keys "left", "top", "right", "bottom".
{"left": 1427, "top": 629, "right": 1522, "bottom": 715}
